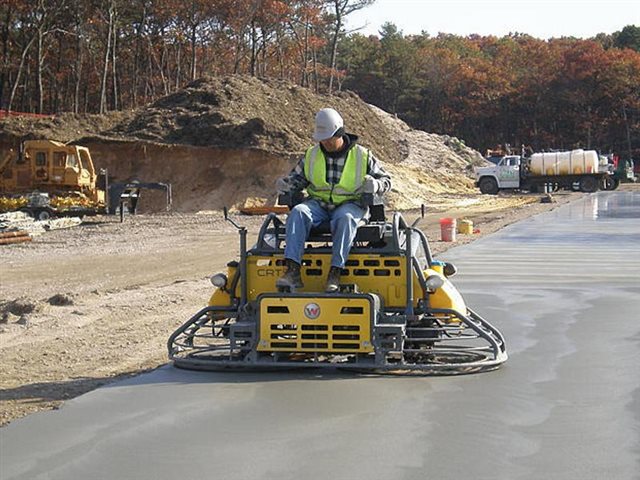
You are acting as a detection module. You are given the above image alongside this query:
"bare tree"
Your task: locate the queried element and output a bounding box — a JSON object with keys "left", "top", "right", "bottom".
{"left": 287, "top": 0, "right": 325, "bottom": 87}
{"left": 111, "top": 10, "right": 118, "bottom": 110}
{"left": 8, "top": 0, "right": 66, "bottom": 112}
{"left": 327, "top": 0, "right": 374, "bottom": 94}
{"left": 70, "top": 1, "right": 87, "bottom": 114}
{"left": 179, "top": 0, "right": 220, "bottom": 81}
{"left": 99, "top": 0, "right": 117, "bottom": 114}
{"left": 0, "top": 3, "right": 14, "bottom": 109}
{"left": 130, "top": 0, "right": 150, "bottom": 107}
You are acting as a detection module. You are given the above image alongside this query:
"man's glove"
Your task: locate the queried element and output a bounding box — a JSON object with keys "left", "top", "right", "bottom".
{"left": 362, "top": 175, "right": 381, "bottom": 194}
{"left": 275, "top": 177, "right": 291, "bottom": 193}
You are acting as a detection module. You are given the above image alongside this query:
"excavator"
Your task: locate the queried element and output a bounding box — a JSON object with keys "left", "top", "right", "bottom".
{"left": 168, "top": 192, "right": 507, "bottom": 375}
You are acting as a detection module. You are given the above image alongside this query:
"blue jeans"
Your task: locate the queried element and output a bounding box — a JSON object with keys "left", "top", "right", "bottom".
{"left": 284, "top": 199, "right": 367, "bottom": 268}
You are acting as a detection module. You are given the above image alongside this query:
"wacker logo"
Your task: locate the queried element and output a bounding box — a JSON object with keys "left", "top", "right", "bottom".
{"left": 304, "top": 303, "right": 321, "bottom": 319}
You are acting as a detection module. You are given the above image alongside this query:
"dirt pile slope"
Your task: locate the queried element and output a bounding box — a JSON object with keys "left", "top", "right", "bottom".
{"left": 368, "top": 105, "right": 487, "bottom": 208}
{"left": 1, "top": 75, "right": 489, "bottom": 211}
{"left": 105, "top": 75, "right": 400, "bottom": 163}
{"left": 0, "top": 112, "right": 132, "bottom": 144}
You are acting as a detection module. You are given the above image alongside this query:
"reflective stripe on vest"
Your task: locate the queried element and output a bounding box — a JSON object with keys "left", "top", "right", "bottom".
{"left": 303, "top": 144, "right": 368, "bottom": 205}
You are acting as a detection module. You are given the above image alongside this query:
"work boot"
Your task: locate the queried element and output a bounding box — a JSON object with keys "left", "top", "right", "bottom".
{"left": 276, "top": 259, "right": 304, "bottom": 289}
{"left": 325, "top": 266, "right": 342, "bottom": 293}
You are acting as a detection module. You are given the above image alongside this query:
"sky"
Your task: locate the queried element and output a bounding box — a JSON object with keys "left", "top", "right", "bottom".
{"left": 346, "top": 0, "right": 639, "bottom": 39}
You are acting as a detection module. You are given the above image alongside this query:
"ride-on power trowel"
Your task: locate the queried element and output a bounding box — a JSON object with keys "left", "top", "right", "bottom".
{"left": 168, "top": 192, "right": 507, "bottom": 374}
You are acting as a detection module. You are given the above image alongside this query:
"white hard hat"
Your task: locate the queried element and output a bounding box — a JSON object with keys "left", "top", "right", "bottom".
{"left": 313, "top": 108, "right": 344, "bottom": 141}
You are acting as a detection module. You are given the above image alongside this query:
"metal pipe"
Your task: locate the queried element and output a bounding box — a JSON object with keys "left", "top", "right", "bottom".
{"left": 412, "top": 257, "right": 430, "bottom": 310}
{"left": 239, "top": 227, "right": 248, "bottom": 306}
{"left": 405, "top": 226, "right": 414, "bottom": 316}
{"left": 416, "top": 228, "right": 434, "bottom": 265}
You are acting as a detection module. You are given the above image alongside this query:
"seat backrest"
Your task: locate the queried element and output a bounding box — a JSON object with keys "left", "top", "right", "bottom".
{"left": 369, "top": 203, "right": 385, "bottom": 222}
{"left": 277, "top": 190, "right": 386, "bottom": 244}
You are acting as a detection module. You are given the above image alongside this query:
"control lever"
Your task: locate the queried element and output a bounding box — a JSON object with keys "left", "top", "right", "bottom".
{"left": 411, "top": 203, "right": 426, "bottom": 227}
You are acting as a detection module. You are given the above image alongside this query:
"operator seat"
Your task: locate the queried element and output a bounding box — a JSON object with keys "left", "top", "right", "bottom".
{"left": 277, "top": 191, "right": 386, "bottom": 243}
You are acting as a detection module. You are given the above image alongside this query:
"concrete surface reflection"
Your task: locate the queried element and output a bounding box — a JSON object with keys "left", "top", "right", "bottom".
{"left": 2, "top": 192, "right": 639, "bottom": 480}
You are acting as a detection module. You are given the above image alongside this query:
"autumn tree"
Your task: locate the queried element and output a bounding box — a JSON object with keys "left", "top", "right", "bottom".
{"left": 0, "top": 3, "right": 637, "bottom": 160}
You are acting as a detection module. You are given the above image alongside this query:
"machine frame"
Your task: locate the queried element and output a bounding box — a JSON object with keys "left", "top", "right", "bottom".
{"left": 168, "top": 203, "right": 507, "bottom": 375}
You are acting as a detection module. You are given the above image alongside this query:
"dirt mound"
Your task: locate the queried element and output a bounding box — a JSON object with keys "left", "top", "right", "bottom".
{"left": 1, "top": 75, "right": 490, "bottom": 211}
{"left": 105, "top": 75, "right": 400, "bottom": 164}
{"left": 98, "top": 76, "right": 489, "bottom": 210}
{"left": 0, "top": 112, "right": 132, "bottom": 145}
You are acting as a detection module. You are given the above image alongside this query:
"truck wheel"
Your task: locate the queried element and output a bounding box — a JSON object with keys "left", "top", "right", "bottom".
{"left": 579, "top": 176, "right": 599, "bottom": 193}
{"left": 600, "top": 176, "right": 619, "bottom": 191}
{"left": 479, "top": 177, "right": 499, "bottom": 194}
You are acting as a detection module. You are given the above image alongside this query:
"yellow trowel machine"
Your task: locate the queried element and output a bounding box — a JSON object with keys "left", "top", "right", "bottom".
{"left": 168, "top": 194, "right": 507, "bottom": 374}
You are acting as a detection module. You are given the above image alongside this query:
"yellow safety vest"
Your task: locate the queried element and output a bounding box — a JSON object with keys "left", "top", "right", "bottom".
{"left": 303, "top": 144, "right": 368, "bottom": 205}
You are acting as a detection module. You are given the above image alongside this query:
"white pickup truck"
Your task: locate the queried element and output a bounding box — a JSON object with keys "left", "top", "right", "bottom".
{"left": 474, "top": 153, "right": 609, "bottom": 194}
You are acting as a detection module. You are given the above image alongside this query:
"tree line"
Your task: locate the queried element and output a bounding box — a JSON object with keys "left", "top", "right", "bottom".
{"left": 341, "top": 24, "right": 640, "bottom": 158}
{"left": 0, "top": 0, "right": 373, "bottom": 114}
{"left": 1, "top": 0, "right": 639, "bottom": 158}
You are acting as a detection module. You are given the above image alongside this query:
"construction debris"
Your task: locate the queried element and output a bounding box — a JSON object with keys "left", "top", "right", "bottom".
{"left": 0, "top": 211, "right": 82, "bottom": 242}
{"left": 42, "top": 217, "right": 83, "bottom": 231}
{"left": 0, "top": 211, "right": 42, "bottom": 236}
{"left": 0, "top": 211, "right": 31, "bottom": 222}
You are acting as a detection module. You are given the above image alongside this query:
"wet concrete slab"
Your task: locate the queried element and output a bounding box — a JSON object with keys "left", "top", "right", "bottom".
{"left": 2, "top": 191, "right": 639, "bottom": 480}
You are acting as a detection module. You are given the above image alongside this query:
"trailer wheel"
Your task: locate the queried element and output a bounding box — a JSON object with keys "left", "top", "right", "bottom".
{"left": 579, "top": 176, "right": 599, "bottom": 193}
{"left": 600, "top": 176, "right": 619, "bottom": 191}
{"left": 479, "top": 177, "right": 499, "bottom": 194}
{"left": 34, "top": 209, "right": 52, "bottom": 221}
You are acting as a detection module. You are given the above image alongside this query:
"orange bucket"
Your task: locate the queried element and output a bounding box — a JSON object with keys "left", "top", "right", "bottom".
{"left": 439, "top": 218, "right": 457, "bottom": 242}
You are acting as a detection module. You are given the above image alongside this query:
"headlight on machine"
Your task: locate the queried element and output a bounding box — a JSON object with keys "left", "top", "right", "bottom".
{"left": 425, "top": 275, "right": 445, "bottom": 293}
{"left": 210, "top": 273, "right": 228, "bottom": 289}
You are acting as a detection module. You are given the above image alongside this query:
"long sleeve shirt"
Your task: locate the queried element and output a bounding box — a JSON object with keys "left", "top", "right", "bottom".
{"left": 285, "top": 133, "right": 392, "bottom": 196}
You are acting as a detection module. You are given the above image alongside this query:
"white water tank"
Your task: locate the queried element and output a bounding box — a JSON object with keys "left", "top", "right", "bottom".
{"left": 530, "top": 150, "right": 599, "bottom": 176}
